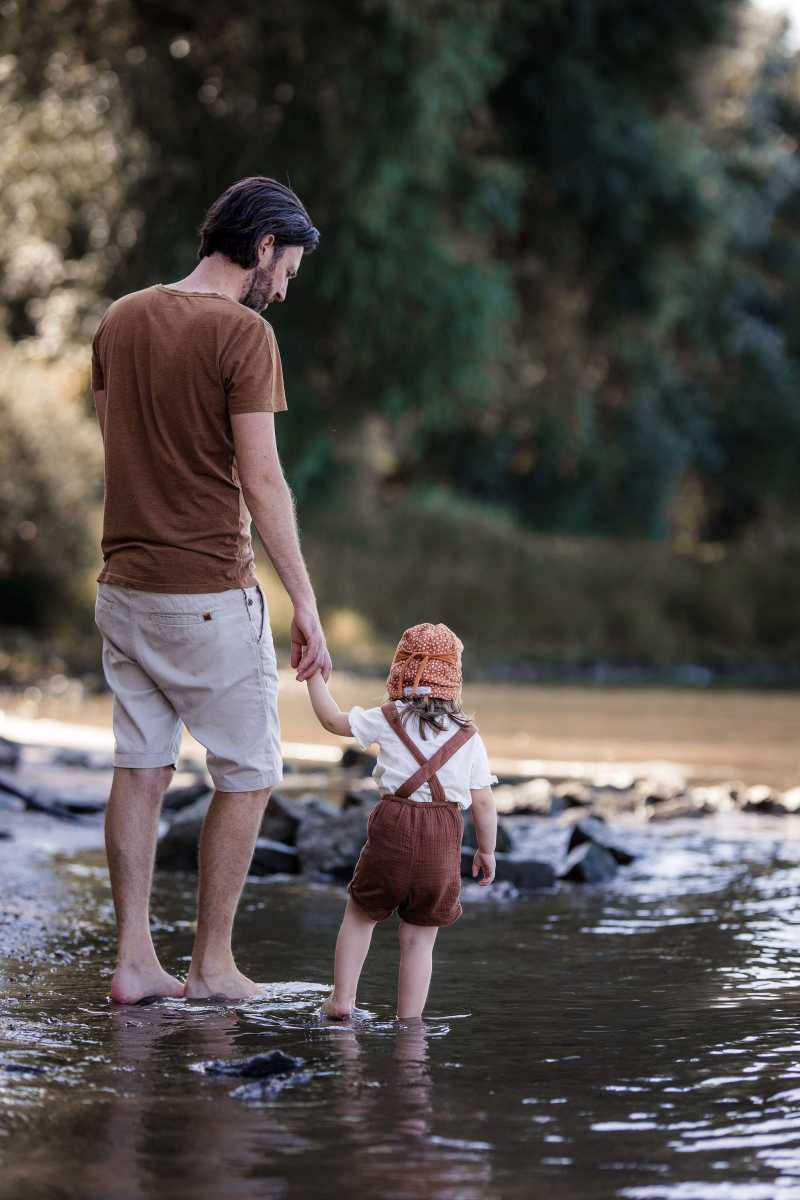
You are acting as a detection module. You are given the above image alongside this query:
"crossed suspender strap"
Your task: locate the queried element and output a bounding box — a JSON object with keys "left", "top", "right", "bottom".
{"left": 380, "top": 702, "right": 476, "bottom": 802}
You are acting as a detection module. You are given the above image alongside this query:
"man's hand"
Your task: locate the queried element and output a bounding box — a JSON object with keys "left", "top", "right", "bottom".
{"left": 472, "top": 850, "right": 496, "bottom": 886}
{"left": 291, "top": 605, "right": 332, "bottom": 682}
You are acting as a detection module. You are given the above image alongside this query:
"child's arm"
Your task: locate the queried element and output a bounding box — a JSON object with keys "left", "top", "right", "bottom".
{"left": 306, "top": 671, "right": 353, "bottom": 738}
{"left": 470, "top": 786, "right": 497, "bottom": 886}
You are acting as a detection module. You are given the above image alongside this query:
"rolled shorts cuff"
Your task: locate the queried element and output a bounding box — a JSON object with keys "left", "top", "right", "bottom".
{"left": 397, "top": 905, "right": 463, "bottom": 928}
{"left": 211, "top": 766, "right": 284, "bottom": 793}
{"left": 113, "top": 752, "right": 177, "bottom": 769}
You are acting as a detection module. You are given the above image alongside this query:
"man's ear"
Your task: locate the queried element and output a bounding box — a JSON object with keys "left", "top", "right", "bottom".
{"left": 258, "top": 233, "right": 276, "bottom": 260}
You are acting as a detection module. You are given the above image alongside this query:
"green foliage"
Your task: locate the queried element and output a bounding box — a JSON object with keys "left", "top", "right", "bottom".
{"left": 0, "top": 349, "right": 102, "bottom": 625}
{"left": 2, "top": 0, "right": 800, "bottom": 663}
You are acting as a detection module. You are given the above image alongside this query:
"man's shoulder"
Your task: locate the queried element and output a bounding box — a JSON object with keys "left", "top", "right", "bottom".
{"left": 95, "top": 286, "right": 160, "bottom": 328}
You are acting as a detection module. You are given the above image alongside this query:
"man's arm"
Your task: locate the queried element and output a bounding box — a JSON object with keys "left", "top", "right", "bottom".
{"left": 232, "top": 411, "right": 331, "bottom": 682}
{"left": 94, "top": 389, "right": 107, "bottom": 438}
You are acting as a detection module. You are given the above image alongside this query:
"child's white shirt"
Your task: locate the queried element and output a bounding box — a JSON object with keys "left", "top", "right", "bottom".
{"left": 348, "top": 700, "right": 497, "bottom": 810}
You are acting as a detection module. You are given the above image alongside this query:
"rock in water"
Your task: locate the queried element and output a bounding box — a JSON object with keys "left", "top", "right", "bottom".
{"left": 156, "top": 794, "right": 210, "bottom": 870}
{"left": 462, "top": 811, "right": 513, "bottom": 853}
{"left": 341, "top": 746, "right": 377, "bottom": 773}
{"left": 162, "top": 776, "right": 211, "bottom": 812}
{"left": 552, "top": 780, "right": 593, "bottom": 810}
{"left": 567, "top": 817, "right": 636, "bottom": 865}
{"left": 560, "top": 842, "right": 618, "bottom": 883}
{"left": 295, "top": 806, "right": 370, "bottom": 880}
{"left": 261, "top": 793, "right": 305, "bottom": 845}
{"left": 199, "top": 1050, "right": 305, "bottom": 1078}
{"left": 250, "top": 838, "right": 299, "bottom": 876}
{"left": 158, "top": 792, "right": 306, "bottom": 871}
{"left": 741, "top": 785, "right": 782, "bottom": 814}
{"left": 0, "top": 738, "right": 21, "bottom": 768}
{"left": 461, "top": 848, "right": 555, "bottom": 890}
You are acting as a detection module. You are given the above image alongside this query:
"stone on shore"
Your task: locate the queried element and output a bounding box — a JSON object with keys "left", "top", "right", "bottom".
{"left": 560, "top": 841, "right": 619, "bottom": 883}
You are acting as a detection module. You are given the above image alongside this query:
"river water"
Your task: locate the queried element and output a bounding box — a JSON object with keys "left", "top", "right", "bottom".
{"left": 4, "top": 811, "right": 800, "bottom": 1199}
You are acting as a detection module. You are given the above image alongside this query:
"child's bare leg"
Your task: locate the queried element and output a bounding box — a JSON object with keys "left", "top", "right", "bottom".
{"left": 397, "top": 921, "right": 439, "bottom": 1019}
{"left": 324, "top": 897, "right": 377, "bottom": 1019}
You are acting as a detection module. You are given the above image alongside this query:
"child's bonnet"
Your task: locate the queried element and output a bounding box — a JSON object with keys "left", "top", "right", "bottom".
{"left": 348, "top": 623, "right": 497, "bottom": 810}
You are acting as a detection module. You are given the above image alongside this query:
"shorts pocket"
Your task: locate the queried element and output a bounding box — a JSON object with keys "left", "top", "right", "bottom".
{"left": 148, "top": 610, "right": 221, "bottom": 627}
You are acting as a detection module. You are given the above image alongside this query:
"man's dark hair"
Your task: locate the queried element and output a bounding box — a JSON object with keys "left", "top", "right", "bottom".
{"left": 198, "top": 176, "right": 320, "bottom": 266}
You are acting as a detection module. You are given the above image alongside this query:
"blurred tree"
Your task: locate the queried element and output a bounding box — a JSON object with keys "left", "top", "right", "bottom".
{"left": 2, "top": 0, "right": 800, "bottom": 628}
{"left": 419, "top": 0, "right": 800, "bottom": 540}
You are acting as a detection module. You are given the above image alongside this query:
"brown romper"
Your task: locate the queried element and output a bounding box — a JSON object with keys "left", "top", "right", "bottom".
{"left": 347, "top": 703, "right": 476, "bottom": 927}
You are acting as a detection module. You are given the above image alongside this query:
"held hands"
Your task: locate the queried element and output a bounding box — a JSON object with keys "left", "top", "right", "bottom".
{"left": 291, "top": 604, "right": 332, "bottom": 682}
{"left": 472, "top": 850, "right": 496, "bottom": 886}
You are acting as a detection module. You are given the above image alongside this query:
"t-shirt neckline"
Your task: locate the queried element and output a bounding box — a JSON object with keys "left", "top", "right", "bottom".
{"left": 156, "top": 284, "right": 236, "bottom": 304}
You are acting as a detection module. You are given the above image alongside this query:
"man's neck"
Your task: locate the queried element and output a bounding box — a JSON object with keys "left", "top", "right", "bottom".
{"left": 165, "top": 254, "right": 246, "bottom": 303}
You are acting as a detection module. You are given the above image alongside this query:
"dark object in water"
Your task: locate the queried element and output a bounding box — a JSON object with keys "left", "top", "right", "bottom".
{"left": 460, "top": 848, "right": 555, "bottom": 890}
{"left": 0, "top": 772, "right": 82, "bottom": 821}
{"left": 199, "top": 1050, "right": 305, "bottom": 1078}
{"left": 250, "top": 838, "right": 300, "bottom": 875}
{"left": 0, "top": 829, "right": 11, "bottom": 839}
{"left": 560, "top": 841, "right": 619, "bottom": 883}
{"left": 0, "top": 737, "right": 21, "bottom": 768}
{"left": 567, "top": 816, "right": 636, "bottom": 865}
{"left": 162, "top": 777, "right": 211, "bottom": 812}
{"left": 262, "top": 792, "right": 305, "bottom": 845}
{"left": 462, "top": 810, "right": 513, "bottom": 853}
{"left": 231, "top": 1070, "right": 313, "bottom": 1101}
{"left": 340, "top": 746, "right": 377, "bottom": 773}
{"left": 1, "top": 1060, "right": 48, "bottom": 1075}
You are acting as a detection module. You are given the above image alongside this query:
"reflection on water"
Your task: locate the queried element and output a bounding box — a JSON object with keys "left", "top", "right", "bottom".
{"left": 5, "top": 814, "right": 800, "bottom": 1197}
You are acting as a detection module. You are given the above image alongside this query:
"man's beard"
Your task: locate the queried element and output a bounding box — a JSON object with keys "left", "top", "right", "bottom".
{"left": 241, "top": 262, "right": 278, "bottom": 311}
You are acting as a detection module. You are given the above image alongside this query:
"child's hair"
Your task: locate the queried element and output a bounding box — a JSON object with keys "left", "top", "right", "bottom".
{"left": 397, "top": 694, "right": 473, "bottom": 740}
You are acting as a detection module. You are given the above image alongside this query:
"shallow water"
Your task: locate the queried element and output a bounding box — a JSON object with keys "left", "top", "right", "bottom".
{"left": 5, "top": 814, "right": 800, "bottom": 1199}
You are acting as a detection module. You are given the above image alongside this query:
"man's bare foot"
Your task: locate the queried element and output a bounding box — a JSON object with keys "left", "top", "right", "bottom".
{"left": 110, "top": 964, "right": 185, "bottom": 1005}
{"left": 323, "top": 994, "right": 353, "bottom": 1020}
{"left": 183, "top": 966, "right": 263, "bottom": 1001}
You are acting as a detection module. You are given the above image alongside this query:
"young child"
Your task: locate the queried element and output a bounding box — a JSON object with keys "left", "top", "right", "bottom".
{"left": 306, "top": 622, "right": 498, "bottom": 1021}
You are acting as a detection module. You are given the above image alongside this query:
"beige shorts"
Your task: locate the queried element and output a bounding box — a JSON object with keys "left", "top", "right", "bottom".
{"left": 94, "top": 582, "right": 282, "bottom": 792}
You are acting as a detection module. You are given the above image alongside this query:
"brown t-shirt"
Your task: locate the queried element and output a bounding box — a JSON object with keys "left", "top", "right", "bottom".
{"left": 91, "top": 285, "right": 286, "bottom": 593}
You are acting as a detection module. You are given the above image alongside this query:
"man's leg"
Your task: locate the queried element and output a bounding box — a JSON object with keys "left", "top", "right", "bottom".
{"left": 184, "top": 787, "right": 270, "bottom": 1000}
{"left": 105, "top": 766, "right": 185, "bottom": 1004}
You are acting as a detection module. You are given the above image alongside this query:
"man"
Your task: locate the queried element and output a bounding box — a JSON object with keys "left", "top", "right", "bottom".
{"left": 91, "top": 176, "right": 331, "bottom": 1004}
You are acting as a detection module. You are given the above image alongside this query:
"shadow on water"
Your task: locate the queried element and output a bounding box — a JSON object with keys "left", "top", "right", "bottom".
{"left": 5, "top": 814, "right": 800, "bottom": 1198}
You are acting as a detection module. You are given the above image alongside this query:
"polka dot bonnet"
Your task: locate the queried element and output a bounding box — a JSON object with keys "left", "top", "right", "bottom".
{"left": 386, "top": 622, "right": 464, "bottom": 702}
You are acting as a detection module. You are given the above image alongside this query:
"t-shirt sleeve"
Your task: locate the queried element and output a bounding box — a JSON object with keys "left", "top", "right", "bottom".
{"left": 222, "top": 317, "right": 287, "bottom": 415}
{"left": 348, "top": 705, "right": 387, "bottom": 752}
{"left": 470, "top": 734, "right": 498, "bottom": 790}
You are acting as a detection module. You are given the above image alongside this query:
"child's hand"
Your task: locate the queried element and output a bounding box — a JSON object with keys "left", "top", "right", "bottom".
{"left": 472, "top": 850, "right": 495, "bottom": 886}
